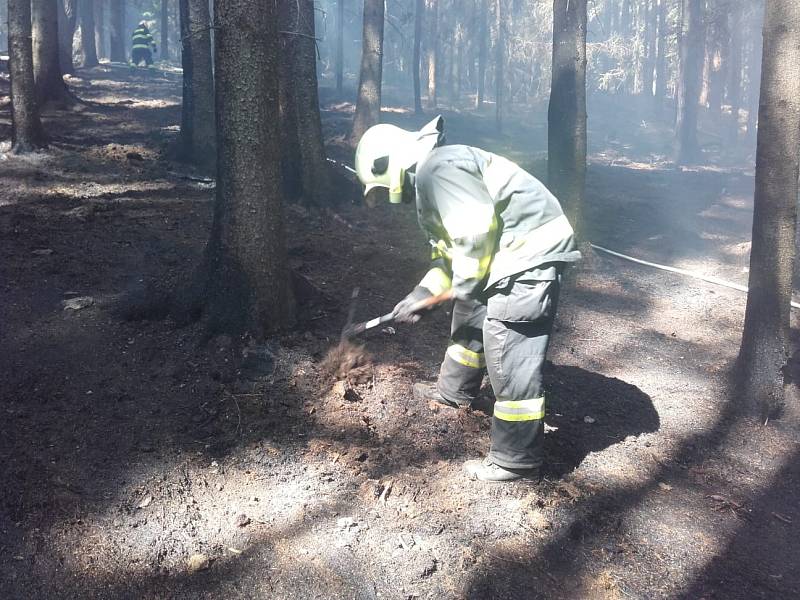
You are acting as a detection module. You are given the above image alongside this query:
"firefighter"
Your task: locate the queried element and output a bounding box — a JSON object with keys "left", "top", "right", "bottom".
{"left": 354, "top": 117, "right": 580, "bottom": 482}
{"left": 131, "top": 21, "right": 157, "bottom": 67}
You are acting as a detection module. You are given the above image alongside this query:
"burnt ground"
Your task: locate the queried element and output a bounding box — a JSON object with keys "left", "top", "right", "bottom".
{"left": 1, "top": 65, "right": 800, "bottom": 600}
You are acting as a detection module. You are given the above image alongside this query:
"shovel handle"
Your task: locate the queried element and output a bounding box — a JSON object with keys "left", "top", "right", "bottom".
{"left": 345, "top": 290, "right": 455, "bottom": 338}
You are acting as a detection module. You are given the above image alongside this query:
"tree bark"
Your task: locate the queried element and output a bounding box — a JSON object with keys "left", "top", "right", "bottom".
{"left": 161, "top": 0, "right": 169, "bottom": 61}
{"left": 277, "top": 0, "right": 303, "bottom": 201}
{"left": 350, "top": 0, "right": 385, "bottom": 145}
{"left": 738, "top": 0, "right": 800, "bottom": 416}
{"left": 413, "top": 0, "right": 423, "bottom": 113}
{"left": 9, "top": 0, "right": 46, "bottom": 153}
{"left": 746, "top": 7, "right": 764, "bottom": 138}
{"left": 425, "top": 0, "right": 437, "bottom": 108}
{"left": 179, "top": 0, "right": 216, "bottom": 170}
{"left": 32, "top": 0, "right": 75, "bottom": 107}
{"left": 548, "top": 0, "right": 587, "bottom": 240}
{"left": 293, "top": 0, "right": 331, "bottom": 206}
{"left": 675, "top": 0, "right": 703, "bottom": 164}
{"left": 79, "top": 0, "right": 98, "bottom": 67}
{"left": 58, "top": 0, "right": 78, "bottom": 74}
{"left": 203, "top": 0, "right": 294, "bottom": 336}
{"left": 109, "top": 0, "right": 125, "bottom": 62}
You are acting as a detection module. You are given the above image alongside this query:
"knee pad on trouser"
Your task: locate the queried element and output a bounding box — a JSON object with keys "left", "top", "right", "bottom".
{"left": 436, "top": 298, "right": 486, "bottom": 405}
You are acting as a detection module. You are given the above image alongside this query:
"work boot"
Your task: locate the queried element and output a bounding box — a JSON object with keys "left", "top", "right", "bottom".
{"left": 412, "top": 382, "right": 471, "bottom": 409}
{"left": 463, "top": 458, "right": 539, "bottom": 482}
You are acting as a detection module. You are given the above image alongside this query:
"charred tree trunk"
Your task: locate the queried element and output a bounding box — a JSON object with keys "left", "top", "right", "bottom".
{"left": 738, "top": 0, "right": 800, "bottom": 416}
{"left": 161, "top": 0, "right": 169, "bottom": 61}
{"left": 9, "top": 0, "right": 46, "bottom": 153}
{"left": 477, "top": 0, "right": 488, "bottom": 108}
{"left": 413, "top": 0, "right": 423, "bottom": 113}
{"left": 203, "top": 0, "right": 295, "bottom": 335}
{"left": 350, "top": 0, "right": 385, "bottom": 145}
{"left": 548, "top": 0, "right": 587, "bottom": 239}
{"left": 335, "top": 0, "right": 344, "bottom": 95}
{"left": 277, "top": 0, "right": 303, "bottom": 200}
{"left": 79, "top": 0, "right": 98, "bottom": 67}
{"left": 32, "top": 0, "right": 75, "bottom": 107}
{"left": 706, "top": 3, "right": 728, "bottom": 118}
{"left": 58, "top": 0, "right": 77, "bottom": 74}
{"left": 293, "top": 0, "right": 331, "bottom": 206}
{"left": 654, "top": 0, "right": 668, "bottom": 105}
{"left": 109, "top": 0, "right": 125, "bottom": 62}
{"left": 675, "top": 0, "right": 702, "bottom": 164}
{"left": 425, "top": 0, "right": 437, "bottom": 108}
{"left": 179, "top": 0, "right": 216, "bottom": 170}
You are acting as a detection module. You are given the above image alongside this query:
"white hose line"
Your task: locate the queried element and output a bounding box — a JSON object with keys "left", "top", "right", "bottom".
{"left": 590, "top": 243, "right": 800, "bottom": 310}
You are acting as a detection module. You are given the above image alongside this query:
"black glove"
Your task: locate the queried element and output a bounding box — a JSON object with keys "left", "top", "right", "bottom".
{"left": 393, "top": 286, "right": 434, "bottom": 324}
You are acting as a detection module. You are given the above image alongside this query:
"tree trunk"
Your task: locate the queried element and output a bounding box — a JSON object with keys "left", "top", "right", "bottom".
{"left": 109, "top": 0, "right": 125, "bottom": 62}
{"left": 79, "top": 0, "right": 98, "bottom": 67}
{"left": 548, "top": 0, "right": 587, "bottom": 240}
{"left": 413, "top": 0, "right": 423, "bottom": 113}
{"left": 350, "top": 0, "right": 385, "bottom": 145}
{"left": 58, "top": 0, "right": 78, "bottom": 74}
{"left": 425, "top": 0, "right": 437, "bottom": 108}
{"left": 9, "top": 0, "right": 46, "bottom": 153}
{"left": 654, "top": 0, "right": 668, "bottom": 105}
{"left": 161, "top": 0, "right": 169, "bottom": 61}
{"left": 706, "top": 1, "right": 729, "bottom": 118}
{"left": 675, "top": 0, "right": 702, "bottom": 164}
{"left": 94, "top": 0, "right": 103, "bottom": 59}
{"left": 293, "top": 0, "right": 331, "bottom": 206}
{"left": 727, "top": 4, "right": 742, "bottom": 142}
{"left": 477, "top": 0, "right": 488, "bottom": 108}
{"left": 746, "top": 7, "right": 764, "bottom": 139}
{"left": 179, "top": 0, "right": 216, "bottom": 170}
{"left": 203, "top": 0, "right": 294, "bottom": 336}
{"left": 336, "top": 0, "right": 344, "bottom": 95}
{"left": 642, "top": 0, "right": 656, "bottom": 97}
{"left": 738, "top": 0, "right": 800, "bottom": 416}
{"left": 277, "top": 0, "right": 303, "bottom": 201}
{"left": 493, "top": 0, "right": 504, "bottom": 130}
{"left": 32, "top": 0, "right": 74, "bottom": 107}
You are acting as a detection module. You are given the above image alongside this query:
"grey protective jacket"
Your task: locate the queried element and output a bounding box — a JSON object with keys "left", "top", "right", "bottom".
{"left": 414, "top": 145, "right": 581, "bottom": 300}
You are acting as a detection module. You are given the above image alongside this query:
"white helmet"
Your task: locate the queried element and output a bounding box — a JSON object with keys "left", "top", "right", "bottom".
{"left": 354, "top": 116, "right": 444, "bottom": 203}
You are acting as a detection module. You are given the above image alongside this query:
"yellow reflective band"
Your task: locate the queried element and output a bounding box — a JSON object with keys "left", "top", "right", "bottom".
{"left": 447, "top": 344, "right": 485, "bottom": 369}
{"left": 419, "top": 267, "right": 452, "bottom": 296}
{"left": 431, "top": 239, "right": 452, "bottom": 261}
{"left": 452, "top": 251, "right": 493, "bottom": 281}
{"left": 494, "top": 397, "right": 545, "bottom": 422}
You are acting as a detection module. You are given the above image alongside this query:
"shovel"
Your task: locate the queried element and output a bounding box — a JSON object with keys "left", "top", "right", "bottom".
{"left": 341, "top": 289, "right": 454, "bottom": 339}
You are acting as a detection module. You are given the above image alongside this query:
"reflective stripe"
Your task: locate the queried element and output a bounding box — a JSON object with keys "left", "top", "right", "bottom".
{"left": 447, "top": 344, "right": 486, "bottom": 369}
{"left": 419, "top": 267, "right": 452, "bottom": 295}
{"left": 494, "top": 397, "right": 545, "bottom": 422}
{"left": 132, "top": 45, "right": 151, "bottom": 50}
{"left": 431, "top": 239, "right": 451, "bottom": 261}
{"left": 492, "top": 214, "right": 574, "bottom": 270}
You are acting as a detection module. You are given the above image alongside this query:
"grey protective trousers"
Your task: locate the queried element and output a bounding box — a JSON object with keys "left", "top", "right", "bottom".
{"left": 436, "top": 271, "right": 561, "bottom": 469}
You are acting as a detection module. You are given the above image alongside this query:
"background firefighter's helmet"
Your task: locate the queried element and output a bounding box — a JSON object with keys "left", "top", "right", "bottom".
{"left": 354, "top": 116, "right": 444, "bottom": 204}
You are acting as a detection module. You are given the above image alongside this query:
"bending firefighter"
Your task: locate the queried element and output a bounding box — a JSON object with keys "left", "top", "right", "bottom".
{"left": 354, "top": 117, "right": 580, "bottom": 482}
{"left": 131, "top": 21, "right": 157, "bottom": 67}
